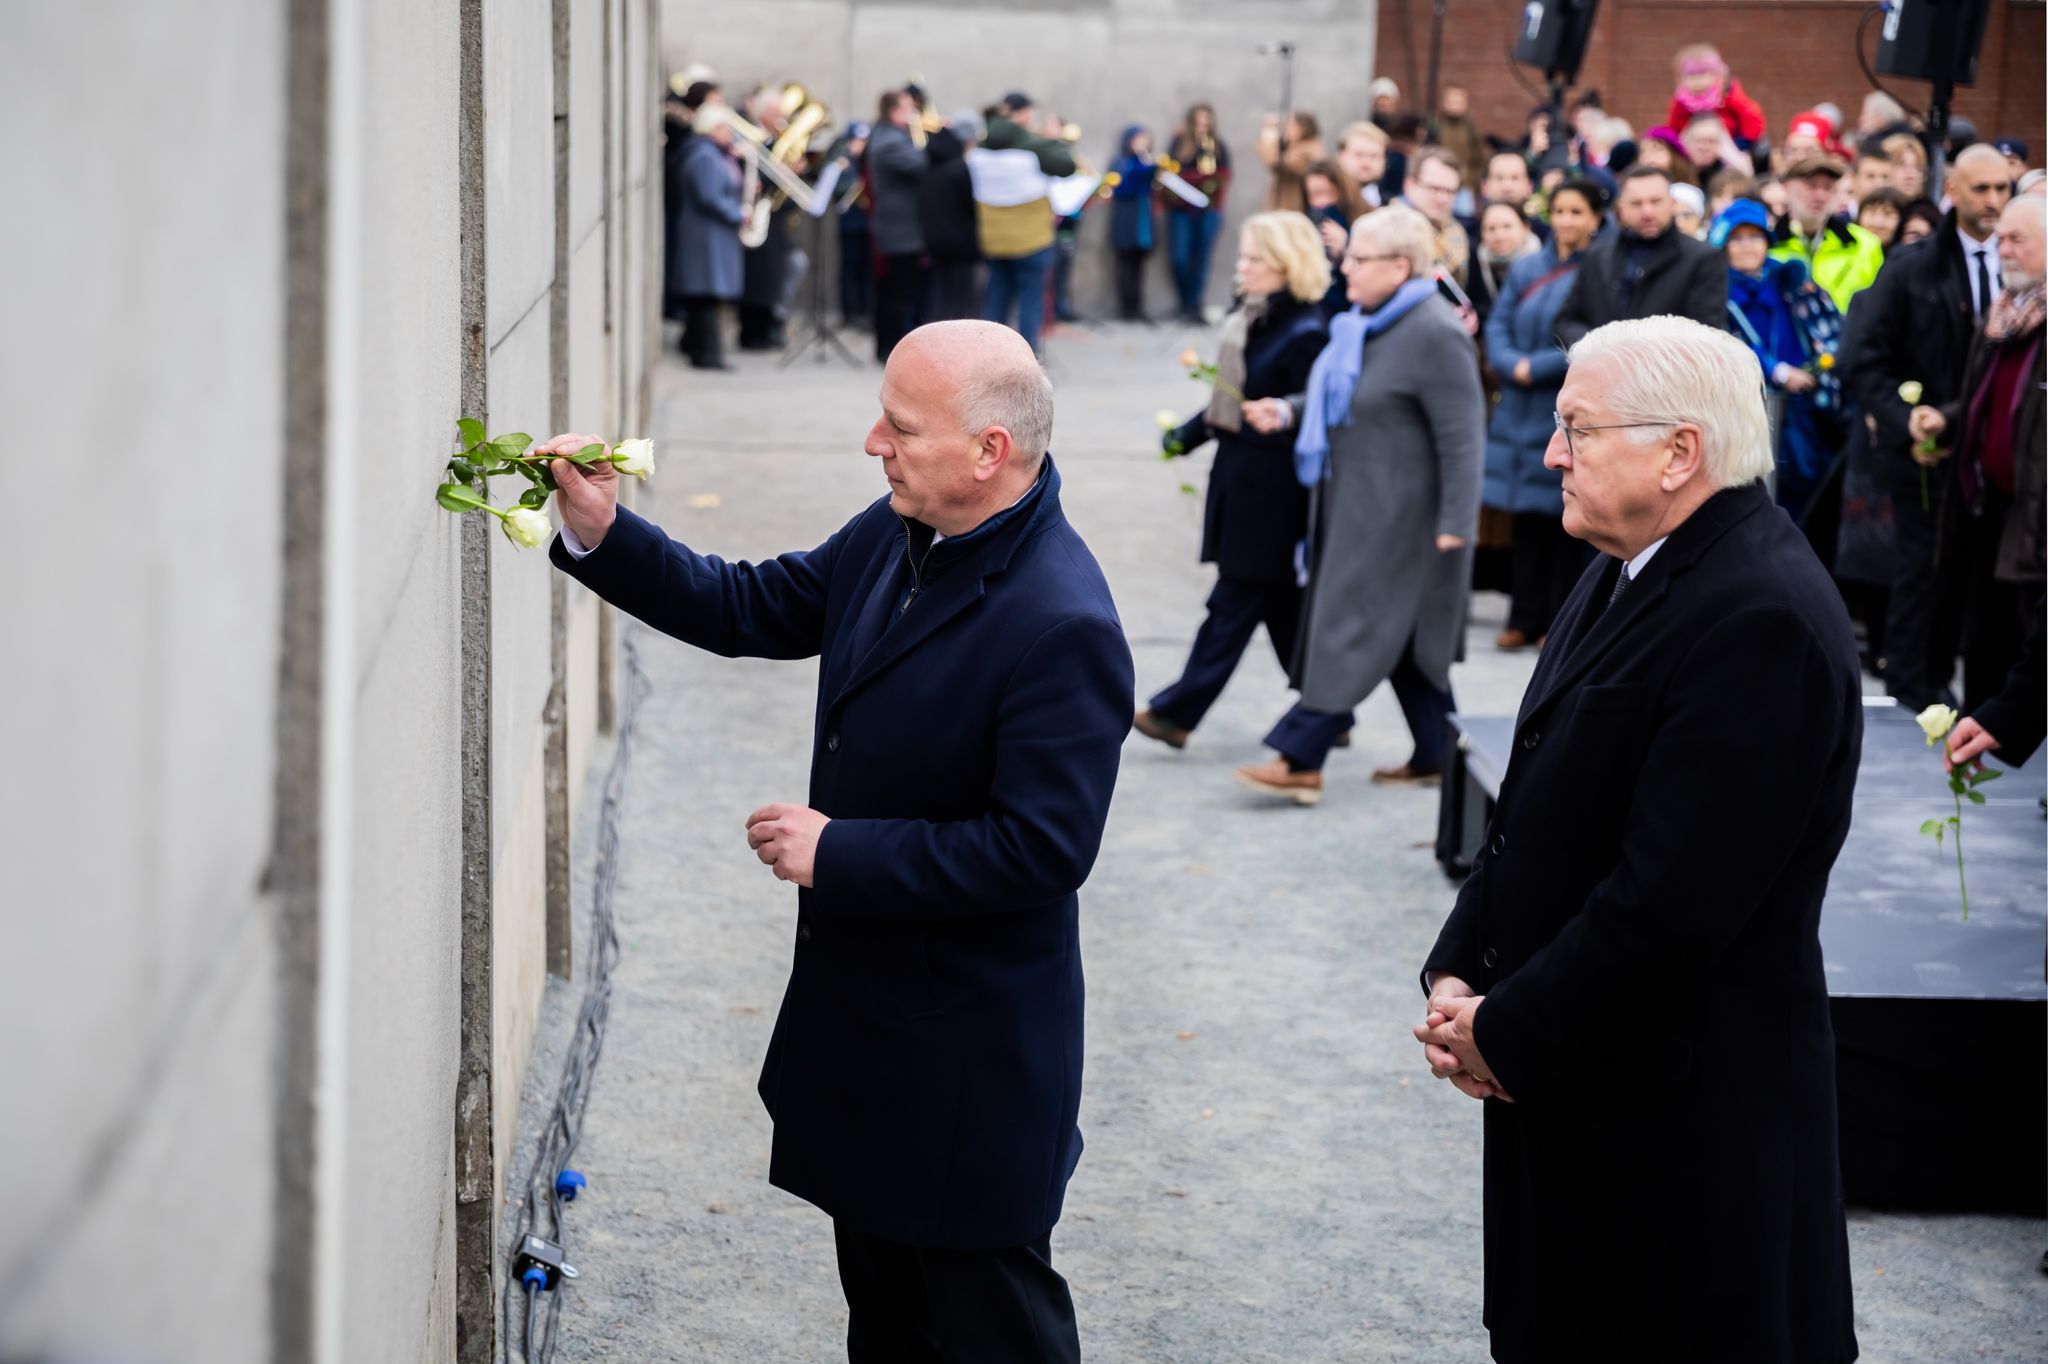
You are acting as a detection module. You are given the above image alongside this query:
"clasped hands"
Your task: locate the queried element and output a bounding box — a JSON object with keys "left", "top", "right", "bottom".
{"left": 1415, "top": 976, "right": 1514, "bottom": 1103}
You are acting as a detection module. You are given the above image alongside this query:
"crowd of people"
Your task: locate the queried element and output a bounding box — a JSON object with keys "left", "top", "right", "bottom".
{"left": 1134, "top": 45, "right": 2043, "bottom": 801}
{"left": 657, "top": 48, "right": 2043, "bottom": 801}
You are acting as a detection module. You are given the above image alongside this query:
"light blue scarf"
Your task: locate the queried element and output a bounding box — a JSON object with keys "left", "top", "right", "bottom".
{"left": 1293, "top": 278, "right": 1440, "bottom": 487}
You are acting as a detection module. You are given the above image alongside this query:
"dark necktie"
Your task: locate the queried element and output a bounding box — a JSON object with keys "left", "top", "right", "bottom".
{"left": 1974, "top": 248, "right": 1995, "bottom": 318}
{"left": 1606, "top": 564, "right": 1633, "bottom": 610}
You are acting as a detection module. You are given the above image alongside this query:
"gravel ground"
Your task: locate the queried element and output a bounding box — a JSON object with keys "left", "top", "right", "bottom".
{"left": 503, "top": 319, "right": 2046, "bottom": 1363}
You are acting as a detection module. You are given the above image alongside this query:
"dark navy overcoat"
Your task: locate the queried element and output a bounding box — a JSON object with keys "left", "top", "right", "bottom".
{"left": 552, "top": 458, "right": 1134, "bottom": 1249}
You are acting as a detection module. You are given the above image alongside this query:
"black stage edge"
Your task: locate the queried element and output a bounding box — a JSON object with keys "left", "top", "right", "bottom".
{"left": 1438, "top": 699, "right": 2048, "bottom": 1216}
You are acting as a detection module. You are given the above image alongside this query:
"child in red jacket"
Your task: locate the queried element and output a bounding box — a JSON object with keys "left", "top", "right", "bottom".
{"left": 1668, "top": 43, "right": 1766, "bottom": 153}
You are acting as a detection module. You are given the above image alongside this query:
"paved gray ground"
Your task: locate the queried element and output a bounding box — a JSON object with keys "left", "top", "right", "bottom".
{"left": 507, "top": 320, "right": 2046, "bottom": 1363}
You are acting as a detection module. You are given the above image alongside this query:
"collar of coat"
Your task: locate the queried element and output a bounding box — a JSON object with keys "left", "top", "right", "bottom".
{"left": 1520, "top": 482, "right": 1772, "bottom": 720}
{"left": 898, "top": 457, "right": 1058, "bottom": 583}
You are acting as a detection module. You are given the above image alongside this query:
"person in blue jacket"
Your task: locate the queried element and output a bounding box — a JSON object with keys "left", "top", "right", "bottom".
{"left": 540, "top": 319, "right": 1133, "bottom": 1364}
{"left": 1109, "top": 125, "right": 1160, "bottom": 320}
{"left": 1483, "top": 178, "right": 1607, "bottom": 648}
{"left": 1714, "top": 196, "right": 1845, "bottom": 521}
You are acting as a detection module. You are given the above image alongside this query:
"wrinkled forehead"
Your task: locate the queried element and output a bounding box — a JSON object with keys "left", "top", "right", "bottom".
{"left": 1556, "top": 360, "right": 1619, "bottom": 419}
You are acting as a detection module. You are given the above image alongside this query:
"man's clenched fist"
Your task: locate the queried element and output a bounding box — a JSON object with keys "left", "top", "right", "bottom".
{"left": 746, "top": 803, "right": 831, "bottom": 888}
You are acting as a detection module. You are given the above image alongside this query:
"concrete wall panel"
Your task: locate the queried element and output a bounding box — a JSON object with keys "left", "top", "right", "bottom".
{"left": 0, "top": 1, "right": 285, "bottom": 1356}
{"left": 571, "top": 0, "right": 609, "bottom": 238}
{"left": 487, "top": 0, "right": 560, "bottom": 346}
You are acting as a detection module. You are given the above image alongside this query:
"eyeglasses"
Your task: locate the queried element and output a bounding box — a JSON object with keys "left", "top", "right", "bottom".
{"left": 1552, "top": 412, "right": 1674, "bottom": 458}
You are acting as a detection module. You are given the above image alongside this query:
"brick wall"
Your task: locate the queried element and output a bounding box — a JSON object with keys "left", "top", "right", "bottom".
{"left": 1376, "top": 1, "right": 2043, "bottom": 175}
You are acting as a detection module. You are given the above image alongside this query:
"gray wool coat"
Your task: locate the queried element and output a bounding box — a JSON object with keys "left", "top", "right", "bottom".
{"left": 676, "top": 136, "right": 746, "bottom": 300}
{"left": 1292, "top": 294, "right": 1486, "bottom": 713}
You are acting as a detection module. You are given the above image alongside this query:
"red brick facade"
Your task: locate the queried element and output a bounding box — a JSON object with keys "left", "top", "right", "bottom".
{"left": 1375, "top": 1, "right": 2044, "bottom": 172}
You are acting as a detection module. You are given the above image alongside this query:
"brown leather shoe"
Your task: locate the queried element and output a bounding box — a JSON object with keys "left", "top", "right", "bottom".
{"left": 1495, "top": 628, "right": 1531, "bottom": 651}
{"left": 1370, "top": 763, "right": 1441, "bottom": 786}
{"left": 1234, "top": 758, "right": 1324, "bottom": 805}
{"left": 1133, "top": 709, "right": 1190, "bottom": 750}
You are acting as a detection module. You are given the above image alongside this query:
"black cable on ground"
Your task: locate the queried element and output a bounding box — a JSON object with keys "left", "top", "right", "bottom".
{"left": 502, "top": 626, "right": 651, "bottom": 1364}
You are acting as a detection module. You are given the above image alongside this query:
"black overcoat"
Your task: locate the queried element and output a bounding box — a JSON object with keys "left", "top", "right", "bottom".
{"left": 1551, "top": 227, "right": 1728, "bottom": 346}
{"left": 1169, "top": 293, "right": 1329, "bottom": 584}
{"left": 553, "top": 460, "right": 1135, "bottom": 1249}
{"left": 1423, "top": 484, "right": 1862, "bottom": 1364}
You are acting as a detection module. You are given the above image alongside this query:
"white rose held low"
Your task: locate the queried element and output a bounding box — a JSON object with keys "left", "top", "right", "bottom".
{"left": 502, "top": 505, "right": 552, "bottom": 548}
{"left": 433, "top": 420, "right": 653, "bottom": 549}
{"left": 1916, "top": 703, "right": 1958, "bottom": 745}
{"left": 1914, "top": 702, "right": 2000, "bottom": 921}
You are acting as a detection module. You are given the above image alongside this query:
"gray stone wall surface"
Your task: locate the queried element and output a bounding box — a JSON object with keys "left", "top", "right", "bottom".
{"left": 0, "top": 1, "right": 658, "bottom": 1360}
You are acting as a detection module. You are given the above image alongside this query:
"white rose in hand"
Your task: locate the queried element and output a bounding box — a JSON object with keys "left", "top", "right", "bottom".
{"left": 1916, "top": 703, "right": 1959, "bottom": 747}
{"left": 612, "top": 437, "right": 655, "bottom": 480}
{"left": 538, "top": 431, "right": 619, "bottom": 549}
{"left": 501, "top": 505, "right": 553, "bottom": 549}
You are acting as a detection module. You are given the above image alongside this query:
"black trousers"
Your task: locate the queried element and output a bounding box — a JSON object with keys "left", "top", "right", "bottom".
{"left": 1883, "top": 470, "right": 1964, "bottom": 708}
{"left": 876, "top": 253, "right": 928, "bottom": 362}
{"left": 833, "top": 1222, "right": 1080, "bottom": 1364}
{"left": 679, "top": 296, "right": 726, "bottom": 367}
{"left": 1149, "top": 575, "right": 1301, "bottom": 732}
{"left": 1114, "top": 249, "right": 1147, "bottom": 320}
{"left": 1955, "top": 489, "right": 2037, "bottom": 714}
{"left": 1506, "top": 510, "right": 1593, "bottom": 639}
{"left": 928, "top": 259, "right": 981, "bottom": 322}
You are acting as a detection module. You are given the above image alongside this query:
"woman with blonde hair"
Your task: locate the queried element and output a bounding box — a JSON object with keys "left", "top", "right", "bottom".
{"left": 1135, "top": 212, "right": 1332, "bottom": 750}
{"left": 1232, "top": 205, "right": 1485, "bottom": 801}
{"left": 1881, "top": 133, "right": 1929, "bottom": 199}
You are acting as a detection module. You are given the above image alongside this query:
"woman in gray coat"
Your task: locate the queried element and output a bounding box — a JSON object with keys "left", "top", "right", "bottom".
{"left": 676, "top": 107, "right": 746, "bottom": 370}
{"left": 1235, "top": 204, "right": 1486, "bottom": 804}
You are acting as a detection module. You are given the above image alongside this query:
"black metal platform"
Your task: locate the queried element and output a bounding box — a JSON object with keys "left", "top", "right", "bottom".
{"left": 1436, "top": 699, "right": 2047, "bottom": 1213}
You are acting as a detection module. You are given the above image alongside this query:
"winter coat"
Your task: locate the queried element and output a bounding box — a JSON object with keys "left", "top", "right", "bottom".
{"left": 1483, "top": 243, "right": 1583, "bottom": 513}
{"left": 1553, "top": 226, "right": 1727, "bottom": 346}
{"left": 1109, "top": 142, "right": 1158, "bottom": 254}
{"left": 551, "top": 459, "right": 1133, "bottom": 1250}
{"left": 676, "top": 135, "right": 745, "bottom": 301}
{"left": 1424, "top": 482, "right": 1862, "bottom": 1364}
{"left": 1292, "top": 295, "right": 1486, "bottom": 709}
{"left": 918, "top": 128, "right": 981, "bottom": 263}
{"left": 1167, "top": 293, "right": 1330, "bottom": 583}
{"left": 869, "top": 121, "right": 928, "bottom": 257}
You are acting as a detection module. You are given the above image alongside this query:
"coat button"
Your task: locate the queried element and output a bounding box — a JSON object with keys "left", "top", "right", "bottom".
{"left": 1482, "top": 947, "right": 1499, "bottom": 968}
{"left": 796, "top": 923, "right": 812, "bottom": 943}
{"left": 825, "top": 732, "right": 840, "bottom": 753}
{"left": 1522, "top": 731, "right": 1540, "bottom": 750}
{"left": 1490, "top": 833, "right": 1507, "bottom": 855}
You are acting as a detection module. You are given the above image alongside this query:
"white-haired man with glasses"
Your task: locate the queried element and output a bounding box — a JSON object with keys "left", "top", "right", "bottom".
{"left": 1415, "top": 315, "right": 1863, "bottom": 1363}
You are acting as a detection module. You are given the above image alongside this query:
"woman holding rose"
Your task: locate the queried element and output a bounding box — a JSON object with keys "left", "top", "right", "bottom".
{"left": 1134, "top": 212, "right": 1330, "bottom": 750}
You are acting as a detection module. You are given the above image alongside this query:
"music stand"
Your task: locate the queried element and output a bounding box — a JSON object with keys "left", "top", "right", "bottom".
{"left": 781, "top": 158, "right": 864, "bottom": 369}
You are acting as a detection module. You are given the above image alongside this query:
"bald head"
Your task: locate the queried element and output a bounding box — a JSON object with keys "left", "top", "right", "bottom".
{"left": 1950, "top": 143, "right": 2017, "bottom": 239}
{"left": 892, "top": 321, "right": 1056, "bottom": 469}
{"left": 868, "top": 321, "right": 1056, "bottom": 535}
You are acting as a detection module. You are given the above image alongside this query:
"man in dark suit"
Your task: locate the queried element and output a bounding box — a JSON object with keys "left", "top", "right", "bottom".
{"left": 1843, "top": 143, "right": 2016, "bottom": 710}
{"left": 1552, "top": 164, "right": 1727, "bottom": 346}
{"left": 1417, "top": 316, "right": 1862, "bottom": 1363}
{"left": 541, "top": 319, "right": 1134, "bottom": 1363}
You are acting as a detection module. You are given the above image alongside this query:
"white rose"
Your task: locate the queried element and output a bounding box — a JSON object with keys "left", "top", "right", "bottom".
{"left": 1897, "top": 381, "right": 1924, "bottom": 406}
{"left": 612, "top": 437, "right": 655, "bottom": 480}
{"left": 1156, "top": 409, "right": 1180, "bottom": 431}
{"left": 502, "top": 505, "right": 552, "bottom": 549}
{"left": 1916, "top": 703, "right": 1959, "bottom": 746}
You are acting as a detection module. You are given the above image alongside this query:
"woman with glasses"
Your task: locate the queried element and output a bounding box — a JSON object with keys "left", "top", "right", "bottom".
{"left": 1483, "top": 178, "right": 1607, "bottom": 650}
{"left": 1232, "top": 204, "right": 1486, "bottom": 803}
{"left": 1134, "top": 212, "right": 1332, "bottom": 751}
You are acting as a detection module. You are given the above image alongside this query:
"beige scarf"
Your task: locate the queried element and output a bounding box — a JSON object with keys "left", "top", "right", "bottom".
{"left": 1205, "top": 294, "right": 1269, "bottom": 433}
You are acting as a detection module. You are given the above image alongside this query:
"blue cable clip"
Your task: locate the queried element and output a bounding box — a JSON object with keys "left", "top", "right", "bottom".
{"left": 556, "top": 1169, "right": 588, "bottom": 1202}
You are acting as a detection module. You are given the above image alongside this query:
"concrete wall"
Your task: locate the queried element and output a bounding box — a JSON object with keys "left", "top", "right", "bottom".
{"left": 662, "top": 0, "right": 1380, "bottom": 314}
{"left": 0, "top": 0, "right": 658, "bottom": 1360}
